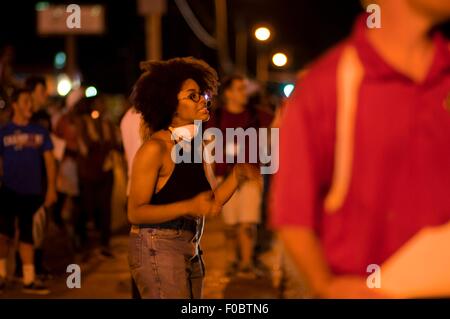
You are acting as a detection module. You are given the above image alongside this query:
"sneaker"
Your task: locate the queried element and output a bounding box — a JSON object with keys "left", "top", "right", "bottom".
{"left": 22, "top": 281, "right": 50, "bottom": 295}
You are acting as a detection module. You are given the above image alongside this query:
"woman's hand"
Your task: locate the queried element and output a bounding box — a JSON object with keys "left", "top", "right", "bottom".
{"left": 188, "top": 191, "right": 221, "bottom": 218}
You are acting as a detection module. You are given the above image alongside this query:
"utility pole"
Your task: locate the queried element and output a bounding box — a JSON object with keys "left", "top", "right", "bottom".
{"left": 65, "top": 35, "right": 77, "bottom": 80}
{"left": 256, "top": 48, "right": 269, "bottom": 84}
{"left": 235, "top": 17, "right": 247, "bottom": 75}
{"left": 37, "top": 4, "right": 105, "bottom": 92}
{"left": 215, "top": 0, "right": 233, "bottom": 74}
{"left": 138, "top": 0, "right": 166, "bottom": 61}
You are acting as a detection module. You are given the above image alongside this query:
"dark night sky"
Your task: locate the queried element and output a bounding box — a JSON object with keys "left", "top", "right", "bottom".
{"left": 0, "top": 1, "right": 447, "bottom": 95}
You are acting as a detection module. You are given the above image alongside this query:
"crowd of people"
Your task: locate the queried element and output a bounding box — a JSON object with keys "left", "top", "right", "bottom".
{"left": 0, "top": 67, "right": 124, "bottom": 294}
{"left": 0, "top": 52, "right": 278, "bottom": 296}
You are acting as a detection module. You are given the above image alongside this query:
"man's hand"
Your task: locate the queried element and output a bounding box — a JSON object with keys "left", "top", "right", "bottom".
{"left": 44, "top": 188, "right": 57, "bottom": 208}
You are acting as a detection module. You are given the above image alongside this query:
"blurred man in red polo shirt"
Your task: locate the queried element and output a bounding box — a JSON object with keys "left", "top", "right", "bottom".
{"left": 270, "top": 0, "right": 450, "bottom": 298}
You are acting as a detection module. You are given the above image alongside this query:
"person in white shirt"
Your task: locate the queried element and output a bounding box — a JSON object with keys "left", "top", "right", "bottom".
{"left": 119, "top": 106, "right": 144, "bottom": 299}
{"left": 120, "top": 107, "right": 144, "bottom": 196}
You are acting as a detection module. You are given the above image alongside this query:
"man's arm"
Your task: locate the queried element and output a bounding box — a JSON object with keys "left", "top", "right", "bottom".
{"left": 43, "top": 150, "right": 57, "bottom": 207}
{"left": 281, "top": 227, "right": 386, "bottom": 298}
{"left": 279, "top": 227, "right": 333, "bottom": 296}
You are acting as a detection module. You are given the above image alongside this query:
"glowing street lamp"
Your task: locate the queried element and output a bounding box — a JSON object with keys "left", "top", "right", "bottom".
{"left": 283, "top": 83, "right": 295, "bottom": 98}
{"left": 57, "top": 74, "right": 72, "bottom": 96}
{"left": 254, "top": 27, "right": 271, "bottom": 42}
{"left": 91, "top": 110, "right": 100, "bottom": 119}
{"left": 272, "top": 52, "right": 288, "bottom": 67}
{"left": 85, "top": 86, "right": 97, "bottom": 98}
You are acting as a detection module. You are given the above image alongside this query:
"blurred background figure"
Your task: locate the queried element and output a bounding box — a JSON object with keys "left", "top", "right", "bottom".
{"left": 0, "top": 88, "right": 56, "bottom": 295}
{"left": 53, "top": 89, "right": 84, "bottom": 250}
{"left": 120, "top": 105, "right": 144, "bottom": 197}
{"left": 27, "top": 76, "right": 50, "bottom": 130}
{"left": 0, "top": 45, "right": 18, "bottom": 97}
{"left": 76, "top": 95, "right": 120, "bottom": 258}
{"left": 18, "top": 75, "right": 54, "bottom": 281}
{"left": 270, "top": 0, "right": 450, "bottom": 298}
{"left": 119, "top": 104, "right": 144, "bottom": 299}
{"left": 208, "top": 75, "right": 273, "bottom": 279}
{"left": 0, "top": 45, "right": 17, "bottom": 128}
{"left": 15, "top": 75, "right": 58, "bottom": 282}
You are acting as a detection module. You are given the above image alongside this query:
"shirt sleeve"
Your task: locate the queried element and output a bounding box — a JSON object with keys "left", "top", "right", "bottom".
{"left": 269, "top": 75, "right": 335, "bottom": 232}
{"left": 40, "top": 128, "right": 54, "bottom": 153}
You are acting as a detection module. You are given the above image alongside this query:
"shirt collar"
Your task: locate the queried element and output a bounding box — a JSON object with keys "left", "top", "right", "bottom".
{"left": 351, "top": 14, "right": 450, "bottom": 83}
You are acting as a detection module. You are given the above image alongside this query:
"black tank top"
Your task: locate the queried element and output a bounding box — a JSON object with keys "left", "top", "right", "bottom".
{"left": 141, "top": 137, "right": 211, "bottom": 229}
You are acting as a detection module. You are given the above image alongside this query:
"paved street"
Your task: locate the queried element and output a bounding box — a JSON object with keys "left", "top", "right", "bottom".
{"left": 1, "top": 217, "right": 293, "bottom": 299}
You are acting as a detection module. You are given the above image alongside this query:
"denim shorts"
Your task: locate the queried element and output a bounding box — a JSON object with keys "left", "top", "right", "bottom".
{"left": 128, "top": 225, "right": 205, "bottom": 299}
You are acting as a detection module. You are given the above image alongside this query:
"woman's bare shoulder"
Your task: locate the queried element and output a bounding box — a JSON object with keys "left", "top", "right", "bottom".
{"left": 137, "top": 130, "right": 172, "bottom": 159}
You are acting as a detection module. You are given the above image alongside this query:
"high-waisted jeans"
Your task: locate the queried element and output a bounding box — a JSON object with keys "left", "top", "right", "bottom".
{"left": 128, "top": 225, "right": 205, "bottom": 299}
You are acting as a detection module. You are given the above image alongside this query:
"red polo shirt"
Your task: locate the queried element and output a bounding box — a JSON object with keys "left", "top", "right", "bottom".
{"left": 270, "top": 17, "right": 450, "bottom": 276}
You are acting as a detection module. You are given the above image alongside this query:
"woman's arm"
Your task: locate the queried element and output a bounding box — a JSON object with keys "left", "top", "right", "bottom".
{"left": 128, "top": 139, "right": 219, "bottom": 225}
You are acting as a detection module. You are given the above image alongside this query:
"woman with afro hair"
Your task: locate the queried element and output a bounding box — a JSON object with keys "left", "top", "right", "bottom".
{"left": 127, "top": 57, "right": 258, "bottom": 299}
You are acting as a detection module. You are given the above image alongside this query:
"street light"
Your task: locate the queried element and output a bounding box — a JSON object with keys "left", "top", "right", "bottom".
{"left": 54, "top": 51, "right": 66, "bottom": 69}
{"left": 254, "top": 25, "right": 272, "bottom": 83}
{"left": 57, "top": 74, "right": 72, "bottom": 96}
{"left": 254, "top": 26, "right": 271, "bottom": 42}
{"left": 91, "top": 110, "right": 100, "bottom": 119}
{"left": 272, "top": 52, "right": 288, "bottom": 67}
{"left": 283, "top": 83, "right": 295, "bottom": 98}
{"left": 85, "top": 86, "right": 97, "bottom": 98}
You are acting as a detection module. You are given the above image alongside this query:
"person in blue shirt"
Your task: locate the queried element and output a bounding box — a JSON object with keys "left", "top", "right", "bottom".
{"left": 0, "top": 88, "right": 56, "bottom": 295}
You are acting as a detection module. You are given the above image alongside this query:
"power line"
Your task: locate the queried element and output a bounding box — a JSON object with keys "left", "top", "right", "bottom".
{"left": 174, "top": 0, "right": 217, "bottom": 49}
